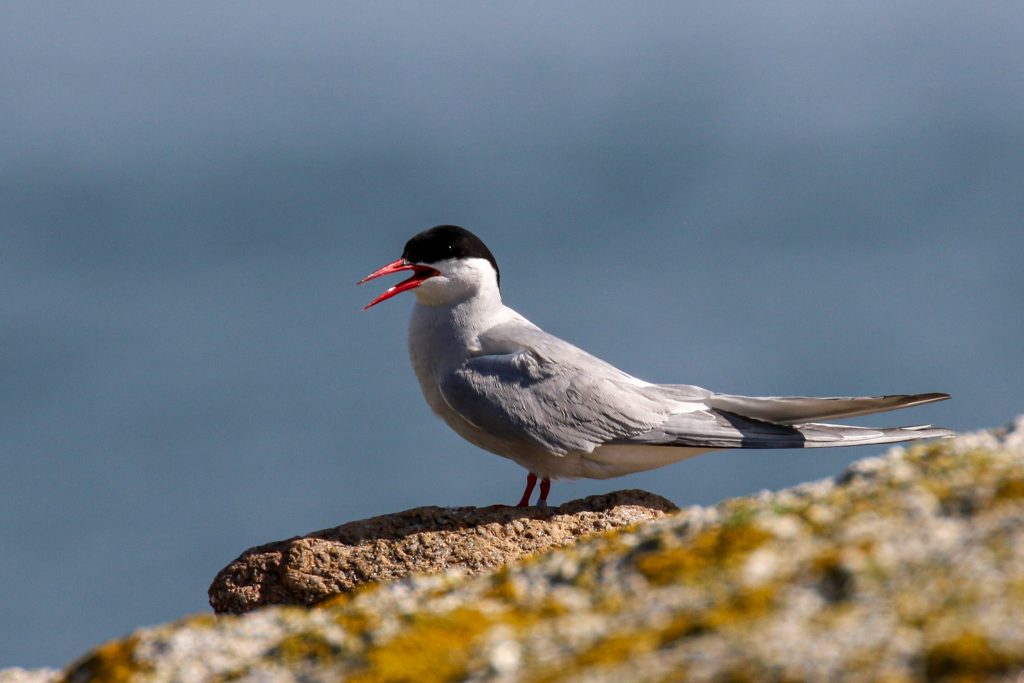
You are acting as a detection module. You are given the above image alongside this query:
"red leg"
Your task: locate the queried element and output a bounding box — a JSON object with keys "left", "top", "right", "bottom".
{"left": 516, "top": 473, "right": 538, "bottom": 507}
{"left": 538, "top": 477, "right": 551, "bottom": 506}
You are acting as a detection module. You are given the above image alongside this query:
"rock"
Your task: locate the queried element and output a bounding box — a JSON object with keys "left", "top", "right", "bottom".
{"left": 209, "top": 489, "right": 678, "bottom": 614}
{"left": 57, "top": 417, "right": 1024, "bottom": 681}
{"left": 0, "top": 670, "right": 59, "bottom": 683}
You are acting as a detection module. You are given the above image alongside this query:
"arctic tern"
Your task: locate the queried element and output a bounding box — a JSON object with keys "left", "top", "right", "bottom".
{"left": 360, "top": 225, "right": 951, "bottom": 507}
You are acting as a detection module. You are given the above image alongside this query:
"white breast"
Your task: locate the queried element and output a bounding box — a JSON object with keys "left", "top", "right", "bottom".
{"left": 406, "top": 293, "right": 573, "bottom": 475}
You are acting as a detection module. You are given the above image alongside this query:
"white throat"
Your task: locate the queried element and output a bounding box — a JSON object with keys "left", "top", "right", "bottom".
{"left": 412, "top": 257, "right": 501, "bottom": 308}
{"left": 407, "top": 256, "right": 514, "bottom": 386}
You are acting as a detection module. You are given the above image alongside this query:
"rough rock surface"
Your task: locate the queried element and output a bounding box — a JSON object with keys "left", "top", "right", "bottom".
{"left": 0, "top": 670, "right": 58, "bottom": 683}
{"left": 210, "top": 489, "right": 678, "bottom": 614}
{"left": 19, "top": 417, "right": 1024, "bottom": 682}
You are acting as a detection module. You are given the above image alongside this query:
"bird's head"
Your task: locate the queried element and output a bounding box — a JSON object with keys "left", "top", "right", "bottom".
{"left": 359, "top": 225, "right": 501, "bottom": 309}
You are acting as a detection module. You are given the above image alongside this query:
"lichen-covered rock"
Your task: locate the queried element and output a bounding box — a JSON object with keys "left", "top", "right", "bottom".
{"left": 0, "top": 669, "right": 59, "bottom": 683}
{"left": 55, "top": 417, "right": 1024, "bottom": 681}
{"left": 209, "top": 489, "right": 678, "bottom": 614}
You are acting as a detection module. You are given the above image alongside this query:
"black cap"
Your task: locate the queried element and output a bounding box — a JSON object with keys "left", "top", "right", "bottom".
{"left": 402, "top": 225, "right": 500, "bottom": 285}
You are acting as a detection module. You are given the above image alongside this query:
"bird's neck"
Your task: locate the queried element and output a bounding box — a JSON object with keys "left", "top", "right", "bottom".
{"left": 410, "top": 286, "right": 505, "bottom": 349}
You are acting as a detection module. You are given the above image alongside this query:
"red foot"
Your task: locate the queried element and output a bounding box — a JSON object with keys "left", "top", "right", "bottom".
{"left": 539, "top": 477, "right": 551, "bottom": 506}
{"left": 516, "top": 473, "right": 538, "bottom": 507}
{"left": 515, "top": 474, "right": 552, "bottom": 507}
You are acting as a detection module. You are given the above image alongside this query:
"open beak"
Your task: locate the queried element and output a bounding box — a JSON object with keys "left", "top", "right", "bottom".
{"left": 358, "top": 258, "right": 440, "bottom": 310}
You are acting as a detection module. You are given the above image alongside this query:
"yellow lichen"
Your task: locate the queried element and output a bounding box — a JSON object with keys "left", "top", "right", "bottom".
{"left": 634, "top": 523, "right": 772, "bottom": 586}
{"left": 316, "top": 592, "right": 352, "bottom": 610}
{"left": 340, "top": 611, "right": 377, "bottom": 637}
{"left": 271, "top": 631, "right": 341, "bottom": 664}
{"left": 528, "top": 615, "right": 694, "bottom": 682}
{"left": 181, "top": 613, "right": 218, "bottom": 629}
{"left": 574, "top": 630, "right": 663, "bottom": 668}
{"left": 905, "top": 442, "right": 969, "bottom": 472}
{"left": 348, "top": 608, "right": 490, "bottom": 683}
{"left": 1009, "top": 579, "right": 1024, "bottom": 602}
{"left": 558, "top": 585, "right": 776, "bottom": 677}
{"left": 213, "top": 666, "right": 252, "bottom": 682}
{"left": 925, "top": 631, "right": 1016, "bottom": 681}
{"left": 482, "top": 567, "right": 519, "bottom": 602}
{"left": 656, "top": 613, "right": 702, "bottom": 644}
{"left": 62, "top": 637, "right": 149, "bottom": 683}
{"left": 994, "top": 476, "right": 1024, "bottom": 502}
{"left": 699, "top": 586, "right": 777, "bottom": 629}
{"left": 320, "top": 593, "right": 384, "bottom": 639}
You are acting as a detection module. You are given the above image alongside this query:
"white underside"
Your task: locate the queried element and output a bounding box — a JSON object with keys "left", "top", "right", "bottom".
{"left": 479, "top": 441, "right": 717, "bottom": 480}
{"left": 574, "top": 444, "right": 718, "bottom": 479}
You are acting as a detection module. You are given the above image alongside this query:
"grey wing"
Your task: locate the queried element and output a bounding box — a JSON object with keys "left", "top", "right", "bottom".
{"left": 704, "top": 392, "right": 950, "bottom": 424}
{"left": 438, "top": 324, "right": 674, "bottom": 455}
{"left": 440, "top": 320, "right": 952, "bottom": 454}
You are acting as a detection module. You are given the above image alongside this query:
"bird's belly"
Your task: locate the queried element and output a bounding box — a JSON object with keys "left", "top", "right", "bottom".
{"left": 578, "top": 444, "right": 717, "bottom": 479}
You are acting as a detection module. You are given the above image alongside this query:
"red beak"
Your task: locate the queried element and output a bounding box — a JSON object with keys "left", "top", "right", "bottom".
{"left": 358, "top": 258, "right": 440, "bottom": 310}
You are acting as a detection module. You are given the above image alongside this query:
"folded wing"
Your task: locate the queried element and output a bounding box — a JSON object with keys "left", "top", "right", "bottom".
{"left": 439, "top": 323, "right": 681, "bottom": 455}
{"left": 439, "top": 321, "right": 952, "bottom": 455}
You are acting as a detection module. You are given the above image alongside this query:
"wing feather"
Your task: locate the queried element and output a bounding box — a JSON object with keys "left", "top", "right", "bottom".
{"left": 616, "top": 409, "right": 953, "bottom": 449}
{"left": 439, "top": 324, "right": 671, "bottom": 455}
{"left": 705, "top": 392, "right": 950, "bottom": 425}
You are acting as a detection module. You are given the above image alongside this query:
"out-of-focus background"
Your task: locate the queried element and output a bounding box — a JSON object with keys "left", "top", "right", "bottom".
{"left": 3, "top": 1, "right": 1022, "bottom": 668}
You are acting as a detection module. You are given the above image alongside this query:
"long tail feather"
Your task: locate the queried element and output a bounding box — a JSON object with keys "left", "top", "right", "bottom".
{"left": 705, "top": 392, "right": 949, "bottom": 425}
{"left": 623, "top": 408, "right": 954, "bottom": 449}
{"left": 787, "top": 422, "right": 953, "bottom": 448}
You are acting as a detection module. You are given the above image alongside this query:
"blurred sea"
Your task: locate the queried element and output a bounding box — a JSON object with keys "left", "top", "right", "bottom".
{"left": 2, "top": 2, "right": 1022, "bottom": 667}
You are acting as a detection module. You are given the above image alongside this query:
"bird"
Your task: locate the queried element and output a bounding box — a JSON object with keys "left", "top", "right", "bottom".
{"left": 359, "top": 225, "right": 952, "bottom": 507}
